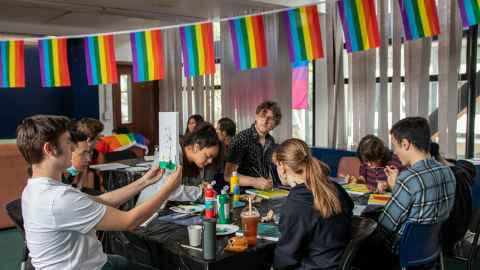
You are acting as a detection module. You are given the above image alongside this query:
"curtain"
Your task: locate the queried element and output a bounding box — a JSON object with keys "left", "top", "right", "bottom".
{"left": 438, "top": 0, "right": 463, "bottom": 158}
{"left": 221, "top": 13, "right": 292, "bottom": 142}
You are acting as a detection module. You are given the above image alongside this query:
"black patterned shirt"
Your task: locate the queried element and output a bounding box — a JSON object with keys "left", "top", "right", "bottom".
{"left": 226, "top": 124, "right": 277, "bottom": 179}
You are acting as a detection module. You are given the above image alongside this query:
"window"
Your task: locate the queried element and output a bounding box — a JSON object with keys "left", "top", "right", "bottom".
{"left": 120, "top": 74, "right": 132, "bottom": 124}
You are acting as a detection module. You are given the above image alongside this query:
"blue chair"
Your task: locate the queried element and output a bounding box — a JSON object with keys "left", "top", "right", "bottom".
{"left": 399, "top": 222, "right": 445, "bottom": 270}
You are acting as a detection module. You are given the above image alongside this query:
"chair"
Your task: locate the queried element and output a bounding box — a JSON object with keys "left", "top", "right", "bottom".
{"left": 398, "top": 222, "right": 445, "bottom": 270}
{"left": 447, "top": 207, "right": 480, "bottom": 270}
{"left": 337, "top": 157, "right": 361, "bottom": 179}
{"left": 4, "top": 199, "right": 35, "bottom": 270}
{"left": 339, "top": 216, "right": 378, "bottom": 270}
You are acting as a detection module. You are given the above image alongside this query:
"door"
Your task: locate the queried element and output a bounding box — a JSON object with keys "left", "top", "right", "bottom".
{"left": 112, "top": 64, "right": 159, "bottom": 150}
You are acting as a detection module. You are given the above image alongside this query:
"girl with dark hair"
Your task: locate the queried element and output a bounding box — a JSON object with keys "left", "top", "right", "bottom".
{"left": 273, "top": 138, "right": 353, "bottom": 270}
{"left": 136, "top": 123, "right": 221, "bottom": 206}
{"left": 185, "top": 114, "right": 204, "bottom": 135}
{"left": 351, "top": 134, "right": 404, "bottom": 191}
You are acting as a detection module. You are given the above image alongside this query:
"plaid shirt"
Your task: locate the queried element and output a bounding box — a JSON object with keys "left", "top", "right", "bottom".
{"left": 378, "top": 158, "right": 456, "bottom": 251}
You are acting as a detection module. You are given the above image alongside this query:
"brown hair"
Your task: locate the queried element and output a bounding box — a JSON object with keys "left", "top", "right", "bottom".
{"left": 256, "top": 100, "right": 282, "bottom": 126}
{"left": 16, "top": 115, "right": 71, "bottom": 165}
{"left": 76, "top": 118, "right": 104, "bottom": 139}
{"left": 273, "top": 138, "right": 342, "bottom": 218}
{"left": 357, "top": 134, "right": 392, "bottom": 165}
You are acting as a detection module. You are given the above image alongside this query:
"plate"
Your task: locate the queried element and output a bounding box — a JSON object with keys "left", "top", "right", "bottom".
{"left": 170, "top": 205, "right": 205, "bottom": 214}
{"left": 216, "top": 224, "right": 239, "bottom": 236}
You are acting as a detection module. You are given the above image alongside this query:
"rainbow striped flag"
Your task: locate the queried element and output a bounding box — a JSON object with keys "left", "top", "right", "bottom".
{"left": 38, "top": 38, "right": 71, "bottom": 87}
{"left": 282, "top": 5, "right": 324, "bottom": 63}
{"left": 228, "top": 15, "right": 268, "bottom": 71}
{"left": 457, "top": 0, "right": 480, "bottom": 28}
{"left": 337, "top": 0, "right": 380, "bottom": 53}
{"left": 398, "top": 0, "right": 440, "bottom": 41}
{"left": 0, "top": 40, "right": 25, "bottom": 88}
{"left": 179, "top": 23, "right": 215, "bottom": 77}
{"left": 96, "top": 133, "right": 149, "bottom": 154}
{"left": 130, "top": 29, "right": 164, "bottom": 82}
{"left": 84, "top": 35, "right": 118, "bottom": 85}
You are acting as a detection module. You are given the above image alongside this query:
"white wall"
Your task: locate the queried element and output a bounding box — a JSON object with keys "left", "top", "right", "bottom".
{"left": 115, "top": 34, "right": 132, "bottom": 63}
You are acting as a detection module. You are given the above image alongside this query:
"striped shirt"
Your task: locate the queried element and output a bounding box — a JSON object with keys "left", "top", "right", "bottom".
{"left": 359, "top": 154, "right": 405, "bottom": 189}
{"left": 378, "top": 158, "right": 456, "bottom": 251}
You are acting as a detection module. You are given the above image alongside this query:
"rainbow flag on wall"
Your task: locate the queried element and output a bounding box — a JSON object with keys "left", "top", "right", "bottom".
{"left": 0, "top": 40, "right": 25, "bottom": 88}
{"left": 228, "top": 15, "right": 268, "bottom": 71}
{"left": 398, "top": 0, "right": 440, "bottom": 41}
{"left": 457, "top": 0, "right": 480, "bottom": 28}
{"left": 96, "top": 133, "right": 149, "bottom": 154}
{"left": 38, "top": 38, "right": 71, "bottom": 87}
{"left": 282, "top": 5, "right": 324, "bottom": 63}
{"left": 130, "top": 29, "right": 164, "bottom": 82}
{"left": 179, "top": 23, "right": 215, "bottom": 77}
{"left": 84, "top": 35, "right": 118, "bottom": 85}
{"left": 337, "top": 0, "right": 380, "bottom": 53}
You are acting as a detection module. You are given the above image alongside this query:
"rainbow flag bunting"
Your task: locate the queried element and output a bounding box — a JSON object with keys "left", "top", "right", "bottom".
{"left": 0, "top": 40, "right": 25, "bottom": 88}
{"left": 38, "top": 38, "right": 71, "bottom": 87}
{"left": 228, "top": 15, "right": 268, "bottom": 71}
{"left": 179, "top": 23, "right": 215, "bottom": 77}
{"left": 282, "top": 5, "right": 324, "bottom": 63}
{"left": 398, "top": 0, "right": 440, "bottom": 41}
{"left": 457, "top": 0, "right": 480, "bottom": 28}
{"left": 84, "top": 35, "right": 118, "bottom": 85}
{"left": 337, "top": 0, "right": 381, "bottom": 53}
{"left": 130, "top": 30, "right": 164, "bottom": 82}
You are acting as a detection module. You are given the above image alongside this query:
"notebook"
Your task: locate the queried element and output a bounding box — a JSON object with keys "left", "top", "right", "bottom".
{"left": 367, "top": 193, "right": 392, "bottom": 206}
{"left": 245, "top": 188, "right": 289, "bottom": 199}
{"left": 235, "top": 223, "right": 281, "bottom": 242}
{"left": 343, "top": 183, "right": 370, "bottom": 195}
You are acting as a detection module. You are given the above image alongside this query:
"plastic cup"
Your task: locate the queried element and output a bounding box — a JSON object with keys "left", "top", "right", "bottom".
{"left": 187, "top": 224, "right": 202, "bottom": 247}
{"left": 241, "top": 207, "right": 260, "bottom": 246}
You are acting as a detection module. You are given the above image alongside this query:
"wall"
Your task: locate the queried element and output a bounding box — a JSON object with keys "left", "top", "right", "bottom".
{"left": 0, "top": 39, "right": 99, "bottom": 139}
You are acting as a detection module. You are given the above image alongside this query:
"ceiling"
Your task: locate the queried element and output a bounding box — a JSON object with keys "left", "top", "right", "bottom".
{"left": 0, "top": 0, "right": 320, "bottom": 37}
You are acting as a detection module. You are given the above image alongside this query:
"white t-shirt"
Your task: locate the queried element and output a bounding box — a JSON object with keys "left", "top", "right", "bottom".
{"left": 22, "top": 177, "right": 107, "bottom": 270}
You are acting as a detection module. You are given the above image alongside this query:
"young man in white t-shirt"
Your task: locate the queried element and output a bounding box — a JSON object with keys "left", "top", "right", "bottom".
{"left": 17, "top": 115, "right": 182, "bottom": 270}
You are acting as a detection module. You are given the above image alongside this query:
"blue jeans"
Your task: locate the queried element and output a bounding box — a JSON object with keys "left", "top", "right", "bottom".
{"left": 102, "top": 254, "right": 157, "bottom": 270}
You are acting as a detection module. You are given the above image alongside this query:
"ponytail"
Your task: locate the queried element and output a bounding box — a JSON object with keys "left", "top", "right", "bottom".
{"left": 274, "top": 138, "right": 343, "bottom": 218}
{"left": 305, "top": 157, "right": 342, "bottom": 218}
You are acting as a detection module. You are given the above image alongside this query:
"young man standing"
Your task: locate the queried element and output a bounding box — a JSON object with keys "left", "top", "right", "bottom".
{"left": 224, "top": 101, "right": 282, "bottom": 190}
{"left": 18, "top": 115, "right": 182, "bottom": 270}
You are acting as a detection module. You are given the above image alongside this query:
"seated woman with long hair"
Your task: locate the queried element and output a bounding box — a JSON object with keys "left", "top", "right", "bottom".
{"left": 273, "top": 138, "right": 353, "bottom": 270}
{"left": 136, "top": 123, "right": 221, "bottom": 206}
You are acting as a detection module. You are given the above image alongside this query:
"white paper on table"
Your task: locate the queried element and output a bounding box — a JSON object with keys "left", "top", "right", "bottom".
{"left": 136, "top": 170, "right": 202, "bottom": 211}
{"left": 136, "top": 161, "right": 154, "bottom": 167}
{"left": 89, "top": 163, "right": 130, "bottom": 171}
{"left": 353, "top": 205, "right": 367, "bottom": 216}
{"left": 123, "top": 166, "right": 150, "bottom": 172}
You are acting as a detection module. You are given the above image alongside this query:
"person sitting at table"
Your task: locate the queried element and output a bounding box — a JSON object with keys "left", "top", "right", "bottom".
{"left": 272, "top": 138, "right": 353, "bottom": 270}
{"left": 185, "top": 114, "right": 204, "bottom": 135}
{"left": 136, "top": 122, "right": 221, "bottom": 206}
{"left": 355, "top": 117, "right": 456, "bottom": 270}
{"left": 215, "top": 117, "right": 236, "bottom": 153}
{"left": 76, "top": 117, "right": 104, "bottom": 162}
{"left": 430, "top": 142, "right": 475, "bottom": 252}
{"left": 347, "top": 134, "right": 405, "bottom": 192}
{"left": 18, "top": 115, "right": 181, "bottom": 270}
{"left": 224, "top": 100, "right": 282, "bottom": 190}
{"left": 62, "top": 126, "right": 102, "bottom": 196}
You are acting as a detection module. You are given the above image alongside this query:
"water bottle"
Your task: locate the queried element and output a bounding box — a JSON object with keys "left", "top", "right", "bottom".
{"left": 203, "top": 218, "right": 216, "bottom": 260}
{"left": 204, "top": 184, "right": 217, "bottom": 219}
{"left": 217, "top": 187, "right": 230, "bottom": 224}
{"left": 230, "top": 171, "right": 240, "bottom": 203}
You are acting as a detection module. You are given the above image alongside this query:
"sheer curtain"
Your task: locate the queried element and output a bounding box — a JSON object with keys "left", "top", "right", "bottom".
{"left": 221, "top": 13, "right": 292, "bottom": 142}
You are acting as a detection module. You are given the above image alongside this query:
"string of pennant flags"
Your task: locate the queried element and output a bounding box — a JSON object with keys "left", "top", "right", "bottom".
{"left": 0, "top": 0, "right": 478, "bottom": 89}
